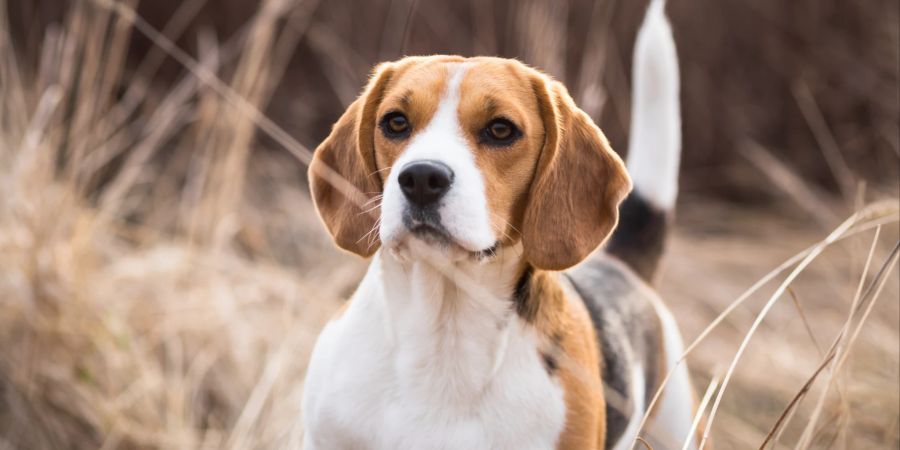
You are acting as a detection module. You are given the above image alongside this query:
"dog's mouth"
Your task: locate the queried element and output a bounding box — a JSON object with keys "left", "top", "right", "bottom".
{"left": 400, "top": 211, "right": 498, "bottom": 260}
{"left": 408, "top": 222, "right": 453, "bottom": 246}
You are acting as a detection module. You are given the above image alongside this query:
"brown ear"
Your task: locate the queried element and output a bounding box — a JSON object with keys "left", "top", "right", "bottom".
{"left": 522, "top": 76, "right": 632, "bottom": 271}
{"left": 309, "top": 64, "right": 394, "bottom": 257}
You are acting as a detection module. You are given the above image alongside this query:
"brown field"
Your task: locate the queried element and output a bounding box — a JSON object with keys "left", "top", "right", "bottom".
{"left": 1, "top": 0, "right": 898, "bottom": 449}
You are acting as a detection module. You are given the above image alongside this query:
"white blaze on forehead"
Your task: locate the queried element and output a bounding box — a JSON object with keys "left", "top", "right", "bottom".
{"left": 379, "top": 63, "right": 497, "bottom": 253}
{"left": 426, "top": 64, "right": 467, "bottom": 147}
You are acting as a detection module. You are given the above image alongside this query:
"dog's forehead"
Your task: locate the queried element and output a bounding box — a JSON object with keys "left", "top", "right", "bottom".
{"left": 382, "top": 57, "right": 536, "bottom": 110}
{"left": 460, "top": 58, "right": 534, "bottom": 90}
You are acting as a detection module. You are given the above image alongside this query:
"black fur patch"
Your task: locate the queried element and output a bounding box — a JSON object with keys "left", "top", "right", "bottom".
{"left": 566, "top": 273, "right": 633, "bottom": 443}
{"left": 541, "top": 352, "right": 558, "bottom": 374}
{"left": 606, "top": 191, "right": 669, "bottom": 282}
{"left": 512, "top": 265, "right": 535, "bottom": 321}
{"left": 540, "top": 332, "right": 563, "bottom": 375}
{"left": 564, "top": 257, "right": 669, "bottom": 449}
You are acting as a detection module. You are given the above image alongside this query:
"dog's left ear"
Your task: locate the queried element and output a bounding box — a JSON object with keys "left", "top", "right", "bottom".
{"left": 309, "top": 63, "right": 394, "bottom": 257}
{"left": 522, "top": 75, "right": 632, "bottom": 271}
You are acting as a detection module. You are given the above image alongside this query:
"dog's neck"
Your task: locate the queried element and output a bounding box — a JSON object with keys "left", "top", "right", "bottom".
{"left": 374, "top": 240, "right": 529, "bottom": 404}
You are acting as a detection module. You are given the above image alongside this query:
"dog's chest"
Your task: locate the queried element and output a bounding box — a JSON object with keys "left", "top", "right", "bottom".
{"left": 302, "top": 263, "right": 567, "bottom": 450}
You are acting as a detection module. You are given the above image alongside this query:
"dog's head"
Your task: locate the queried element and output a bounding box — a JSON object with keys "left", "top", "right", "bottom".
{"left": 309, "top": 56, "right": 630, "bottom": 271}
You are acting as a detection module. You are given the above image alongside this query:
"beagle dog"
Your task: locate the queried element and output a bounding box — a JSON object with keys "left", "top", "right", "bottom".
{"left": 302, "top": 2, "right": 698, "bottom": 449}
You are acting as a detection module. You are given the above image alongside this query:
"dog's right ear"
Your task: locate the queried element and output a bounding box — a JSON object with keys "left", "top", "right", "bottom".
{"left": 309, "top": 63, "right": 394, "bottom": 257}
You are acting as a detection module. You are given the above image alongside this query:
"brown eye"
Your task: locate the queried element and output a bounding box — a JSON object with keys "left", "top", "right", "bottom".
{"left": 481, "top": 118, "right": 520, "bottom": 147}
{"left": 489, "top": 121, "right": 512, "bottom": 140}
{"left": 389, "top": 115, "right": 408, "bottom": 132}
{"left": 381, "top": 112, "right": 411, "bottom": 138}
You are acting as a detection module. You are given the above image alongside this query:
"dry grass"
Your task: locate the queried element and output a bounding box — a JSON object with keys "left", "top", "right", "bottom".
{"left": 661, "top": 199, "right": 899, "bottom": 448}
{"left": 0, "top": 1, "right": 361, "bottom": 447}
{"left": 1, "top": 0, "right": 898, "bottom": 449}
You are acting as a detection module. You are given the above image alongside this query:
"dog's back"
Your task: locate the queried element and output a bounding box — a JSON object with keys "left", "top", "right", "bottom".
{"left": 566, "top": 1, "right": 698, "bottom": 448}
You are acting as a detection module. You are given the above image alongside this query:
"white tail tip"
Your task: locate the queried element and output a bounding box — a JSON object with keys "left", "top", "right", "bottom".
{"left": 626, "top": 0, "right": 682, "bottom": 210}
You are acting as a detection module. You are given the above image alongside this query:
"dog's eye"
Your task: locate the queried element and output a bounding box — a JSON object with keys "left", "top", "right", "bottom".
{"left": 380, "top": 112, "right": 411, "bottom": 138}
{"left": 489, "top": 121, "right": 512, "bottom": 140}
{"left": 481, "top": 118, "right": 520, "bottom": 147}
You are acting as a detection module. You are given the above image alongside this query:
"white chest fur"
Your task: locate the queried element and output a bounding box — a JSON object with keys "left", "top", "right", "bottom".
{"left": 302, "top": 248, "right": 566, "bottom": 450}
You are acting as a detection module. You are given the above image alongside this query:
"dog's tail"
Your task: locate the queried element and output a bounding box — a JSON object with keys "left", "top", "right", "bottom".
{"left": 607, "top": 0, "right": 681, "bottom": 283}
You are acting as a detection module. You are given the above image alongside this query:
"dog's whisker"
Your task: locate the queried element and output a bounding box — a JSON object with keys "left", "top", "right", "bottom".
{"left": 369, "top": 166, "right": 393, "bottom": 177}
{"left": 358, "top": 201, "right": 383, "bottom": 216}
{"left": 490, "top": 212, "right": 520, "bottom": 243}
{"left": 357, "top": 216, "right": 382, "bottom": 246}
{"left": 496, "top": 215, "right": 521, "bottom": 235}
{"left": 361, "top": 194, "right": 383, "bottom": 206}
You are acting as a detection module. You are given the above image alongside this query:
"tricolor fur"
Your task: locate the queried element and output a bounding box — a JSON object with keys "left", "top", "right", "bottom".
{"left": 302, "top": 2, "right": 697, "bottom": 449}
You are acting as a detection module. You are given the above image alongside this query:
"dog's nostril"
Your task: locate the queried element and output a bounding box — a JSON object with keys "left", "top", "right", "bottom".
{"left": 427, "top": 174, "right": 448, "bottom": 190}
{"left": 399, "top": 171, "right": 415, "bottom": 189}
{"left": 397, "top": 161, "right": 454, "bottom": 207}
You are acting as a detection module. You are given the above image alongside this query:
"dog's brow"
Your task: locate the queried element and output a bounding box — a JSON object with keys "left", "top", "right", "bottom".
{"left": 399, "top": 90, "right": 413, "bottom": 107}
{"left": 483, "top": 97, "right": 499, "bottom": 117}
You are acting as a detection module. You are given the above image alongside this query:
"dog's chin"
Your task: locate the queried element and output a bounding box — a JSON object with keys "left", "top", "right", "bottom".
{"left": 384, "top": 225, "right": 498, "bottom": 264}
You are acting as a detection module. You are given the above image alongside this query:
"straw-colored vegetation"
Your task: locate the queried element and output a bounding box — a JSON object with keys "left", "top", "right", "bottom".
{"left": 1, "top": 0, "right": 897, "bottom": 449}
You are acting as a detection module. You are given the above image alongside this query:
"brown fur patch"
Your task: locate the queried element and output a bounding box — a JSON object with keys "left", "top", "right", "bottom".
{"left": 525, "top": 271, "right": 607, "bottom": 449}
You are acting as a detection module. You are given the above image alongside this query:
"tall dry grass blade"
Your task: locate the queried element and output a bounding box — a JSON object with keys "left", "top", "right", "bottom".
{"left": 632, "top": 201, "right": 898, "bottom": 448}
{"left": 92, "top": 0, "right": 373, "bottom": 214}
{"left": 759, "top": 343, "right": 838, "bottom": 449}
{"left": 779, "top": 223, "right": 883, "bottom": 447}
{"left": 682, "top": 373, "right": 720, "bottom": 450}
{"left": 573, "top": 0, "right": 614, "bottom": 119}
{"left": 635, "top": 436, "right": 654, "bottom": 450}
{"left": 86, "top": 1, "right": 257, "bottom": 181}
{"left": 786, "top": 287, "right": 824, "bottom": 356}
{"left": 699, "top": 208, "right": 880, "bottom": 449}
{"left": 0, "top": 0, "right": 32, "bottom": 144}
{"left": 740, "top": 139, "right": 839, "bottom": 226}
{"left": 96, "top": 50, "right": 214, "bottom": 216}
{"left": 187, "top": 0, "right": 301, "bottom": 246}
{"left": 107, "top": 0, "right": 208, "bottom": 129}
{"left": 792, "top": 81, "right": 856, "bottom": 202}
{"left": 770, "top": 226, "right": 883, "bottom": 448}
{"left": 638, "top": 208, "right": 898, "bottom": 446}
{"left": 65, "top": 0, "right": 118, "bottom": 185}
{"left": 226, "top": 335, "right": 292, "bottom": 450}
{"left": 794, "top": 240, "right": 900, "bottom": 449}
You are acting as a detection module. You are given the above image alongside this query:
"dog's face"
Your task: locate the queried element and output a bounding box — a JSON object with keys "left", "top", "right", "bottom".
{"left": 310, "top": 56, "right": 630, "bottom": 270}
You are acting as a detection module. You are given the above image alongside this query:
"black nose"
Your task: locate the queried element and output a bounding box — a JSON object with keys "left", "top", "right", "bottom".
{"left": 397, "top": 161, "right": 454, "bottom": 207}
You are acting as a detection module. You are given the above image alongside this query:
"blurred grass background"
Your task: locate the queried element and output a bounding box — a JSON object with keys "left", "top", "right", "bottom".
{"left": 0, "top": 0, "right": 898, "bottom": 448}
